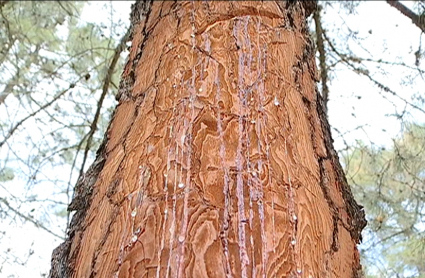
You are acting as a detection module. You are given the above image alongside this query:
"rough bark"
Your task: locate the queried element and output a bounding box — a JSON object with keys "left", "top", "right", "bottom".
{"left": 50, "top": 1, "right": 366, "bottom": 278}
{"left": 313, "top": 6, "right": 329, "bottom": 115}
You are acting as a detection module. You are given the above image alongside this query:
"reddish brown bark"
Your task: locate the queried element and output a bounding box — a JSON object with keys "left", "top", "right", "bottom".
{"left": 50, "top": 1, "right": 366, "bottom": 278}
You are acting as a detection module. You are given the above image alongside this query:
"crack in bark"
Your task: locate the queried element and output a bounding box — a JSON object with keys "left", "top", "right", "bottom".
{"left": 118, "top": 0, "right": 154, "bottom": 102}
{"left": 89, "top": 206, "right": 120, "bottom": 278}
{"left": 317, "top": 156, "right": 340, "bottom": 253}
{"left": 291, "top": 17, "right": 366, "bottom": 275}
{"left": 49, "top": 135, "right": 107, "bottom": 278}
{"left": 50, "top": 2, "right": 366, "bottom": 276}
{"left": 316, "top": 92, "right": 367, "bottom": 244}
{"left": 49, "top": 2, "right": 155, "bottom": 278}
{"left": 196, "top": 7, "right": 284, "bottom": 35}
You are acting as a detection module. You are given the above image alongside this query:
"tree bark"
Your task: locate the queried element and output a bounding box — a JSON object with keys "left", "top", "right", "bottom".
{"left": 50, "top": 1, "right": 366, "bottom": 277}
{"left": 313, "top": 6, "right": 329, "bottom": 116}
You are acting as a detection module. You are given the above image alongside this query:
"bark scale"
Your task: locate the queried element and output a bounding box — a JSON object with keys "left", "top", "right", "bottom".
{"left": 50, "top": 1, "right": 366, "bottom": 278}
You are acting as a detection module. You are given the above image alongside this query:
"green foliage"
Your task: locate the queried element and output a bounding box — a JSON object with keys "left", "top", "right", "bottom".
{"left": 343, "top": 123, "right": 425, "bottom": 277}
{"left": 0, "top": 167, "right": 14, "bottom": 182}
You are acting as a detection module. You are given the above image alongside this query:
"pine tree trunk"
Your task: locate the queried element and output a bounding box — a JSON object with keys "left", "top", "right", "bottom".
{"left": 50, "top": 1, "right": 366, "bottom": 277}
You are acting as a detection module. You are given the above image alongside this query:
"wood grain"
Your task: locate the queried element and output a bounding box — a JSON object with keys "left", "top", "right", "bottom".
{"left": 54, "top": 2, "right": 366, "bottom": 278}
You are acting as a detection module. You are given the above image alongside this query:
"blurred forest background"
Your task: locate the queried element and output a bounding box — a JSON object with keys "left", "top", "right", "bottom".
{"left": 0, "top": 1, "right": 424, "bottom": 277}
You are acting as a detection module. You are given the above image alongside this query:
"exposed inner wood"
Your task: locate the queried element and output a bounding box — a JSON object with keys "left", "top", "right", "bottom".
{"left": 57, "top": 2, "right": 366, "bottom": 278}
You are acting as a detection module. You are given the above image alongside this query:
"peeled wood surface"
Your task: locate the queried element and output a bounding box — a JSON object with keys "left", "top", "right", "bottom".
{"left": 67, "top": 1, "right": 364, "bottom": 278}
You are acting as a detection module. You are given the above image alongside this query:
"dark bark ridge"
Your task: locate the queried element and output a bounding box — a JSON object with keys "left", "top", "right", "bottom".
{"left": 289, "top": 2, "right": 367, "bottom": 275}
{"left": 49, "top": 1, "right": 367, "bottom": 277}
{"left": 48, "top": 2, "right": 153, "bottom": 277}
{"left": 285, "top": 0, "right": 366, "bottom": 246}
{"left": 49, "top": 139, "right": 107, "bottom": 278}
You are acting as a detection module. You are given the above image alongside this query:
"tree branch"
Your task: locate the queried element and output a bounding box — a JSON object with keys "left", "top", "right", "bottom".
{"left": 0, "top": 197, "right": 64, "bottom": 240}
{"left": 78, "top": 25, "right": 132, "bottom": 178}
{"left": 0, "top": 84, "right": 75, "bottom": 149}
{"left": 386, "top": 1, "right": 425, "bottom": 33}
{"left": 322, "top": 30, "right": 425, "bottom": 115}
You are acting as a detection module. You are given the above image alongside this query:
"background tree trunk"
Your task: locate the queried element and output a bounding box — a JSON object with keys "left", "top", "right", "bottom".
{"left": 50, "top": 1, "right": 366, "bottom": 277}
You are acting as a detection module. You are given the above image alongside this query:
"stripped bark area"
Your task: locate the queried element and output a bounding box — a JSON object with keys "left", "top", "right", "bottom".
{"left": 50, "top": 1, "right": 366, "bottom": 278}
